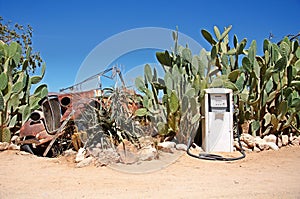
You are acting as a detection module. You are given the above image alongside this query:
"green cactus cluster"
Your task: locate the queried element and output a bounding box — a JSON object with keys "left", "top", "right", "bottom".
{"left": 0, "top": 41, "right": 48, "bottom": 142}
{"left": 201, "top": 26, "right": 300, "bottom": 136}
{"left": 135, "top": 29, "right": 207, "bottom": 143}
{"left": 135, "top": 25, "right": 300, "bottom": 141}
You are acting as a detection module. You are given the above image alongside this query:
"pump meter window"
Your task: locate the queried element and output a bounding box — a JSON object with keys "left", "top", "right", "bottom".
{"left": 208, "top": 94, "right": 230, "bottom": 112}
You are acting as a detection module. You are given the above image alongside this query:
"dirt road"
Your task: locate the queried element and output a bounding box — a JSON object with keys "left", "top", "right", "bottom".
{"left": 0, "top": 146, "right": 299, "bottom": 198}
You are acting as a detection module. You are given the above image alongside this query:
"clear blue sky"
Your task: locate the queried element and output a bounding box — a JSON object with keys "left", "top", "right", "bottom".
{"left": 1, "top": 0, "right": 299, "bottom": 92}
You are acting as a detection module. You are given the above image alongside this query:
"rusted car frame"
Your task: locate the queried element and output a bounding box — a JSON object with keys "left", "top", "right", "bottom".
{"left": 19, "top": 90, "right": 103, "bottom": 156}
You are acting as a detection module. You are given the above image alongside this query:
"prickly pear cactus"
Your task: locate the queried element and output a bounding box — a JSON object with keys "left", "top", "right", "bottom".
{"left": 135, "top": 29, "right": 205, "bottom": 143}
{"left": 0, "top": 127, "right": 11, "bottom": 143}
{"left": 201, "top": 26, "right": 300, "bottom": 137}
{"left": 0, "top": 41, "right": 48, "bottom": 140}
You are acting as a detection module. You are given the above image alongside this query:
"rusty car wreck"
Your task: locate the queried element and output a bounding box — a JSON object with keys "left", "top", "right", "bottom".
{"left": 19, "top": 90, "right": 98, "bottom": 156}
{"left": 18, "top": 67, "right": 142, "bottom": 157}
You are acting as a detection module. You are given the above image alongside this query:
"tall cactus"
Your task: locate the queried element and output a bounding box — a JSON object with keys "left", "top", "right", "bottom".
{"left": 135, "top": 25, "right": 299, "bottom": 141}
{"left": 201, "top": 26, "right": 300, "bottom": 136}
{"left": 0, "top": 41, "right": 48, "bottom": 142}
{"left": 135, "top": 29, "right": 204, "bottom": 143}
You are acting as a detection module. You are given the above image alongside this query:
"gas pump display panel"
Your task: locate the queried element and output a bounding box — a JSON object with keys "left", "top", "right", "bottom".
{"left": 208, "top": 93, "right": 230, "bottom": 112}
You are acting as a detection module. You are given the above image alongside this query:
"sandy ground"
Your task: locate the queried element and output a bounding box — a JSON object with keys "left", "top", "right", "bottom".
{"left": 0, "top": 146, "right": 300, "bottom": 199}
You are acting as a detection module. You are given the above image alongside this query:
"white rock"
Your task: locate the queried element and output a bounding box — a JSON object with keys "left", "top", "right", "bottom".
{"left": 90, "top": 147, "right": 101, "bottom": 157}
{"left": 243, "top": 147, "right": 253, "bottom": 152}
{"left": 139, "top": 146, "right": 157, "bottom": 161}
{"left": 291, "top": 137, "right": 300, "bottom": 146}
{"left": 8, "top": 143, "right": 20, "bottom": 150}
{"left": 233, "top": 140, "right": 240, "bottom": 150}
{"left": 117, "top": 150, "right": 138, "bottom": 164}
{"left": 253, "top": 146, "right": 261, "bottom": 152}
{"left": 11, "top": 135, "right": 19, "bottom": 142}
{"left": 63, "top": 149, "right": 77, "bottom": 156}
{"left": 254, "top": 137, "right": 269, "bottom": 150}
{"left": 188, "top": 143, "right": 203, "bottom": 154}
{"left": 116, "top": 140, "right": 139, "bottom": 164}
{"left": 97, "top": 149, "right": 120, "bottom": 166}
{"left": 254, "top": 136, "right": 263, "bottom": 143}
{"left": 158, "top": 141, "right": 176, "bottom": 149}
{"left": 281, "top": 135, "right": 289, "bottom": 146}
{"left": 0, "top": 142, "right": 9, "bottom": 151}
{"left": 234, "top": 140, "right": 250, "bottom": 151}
{"left": 76, "top": 157, "right": 93, "bottom": 168}
{"left": 241, "top": 140, "right": 249, "bottom": 149}
{"left": 176, "top": 144, "right": 187, "bottom": 151}
{"left": 266, "top": 142, "right": 279, "bottom": 151}
{"left": 241, "top": 133, "right": 255, "bottom": 148}
{"left": 75, "top": 148, "right": 86, "bottom": 162}
{"left": 157, "top": 141, "right": 176, "bottom": 153}
{"left": 95, "top": 143, "right": 102, "bottom": 148}
{"left": 263, "top": 134, "right": 277, "bottom": 144}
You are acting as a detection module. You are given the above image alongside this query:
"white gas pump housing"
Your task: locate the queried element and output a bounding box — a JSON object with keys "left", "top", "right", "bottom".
{"left": 201, "top": 88, "right": 233, "bottom": 152}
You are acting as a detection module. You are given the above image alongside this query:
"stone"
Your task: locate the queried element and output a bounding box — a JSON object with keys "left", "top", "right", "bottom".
{"left": 243, "top": 147, "right": 253, "bottom": 153}
{"left": 176, "top": 144, "right": 187, "bottom": 151}
{"left": 117, "top": 140, "right": 138, "bottom": 164}
{"left": 11, "top": 135, "right": 19, "bottom": 142}
{"left": 63, "top": 149, "right": 77, "bottom": 156}
{"left": 234, "top": 140, "right": 250, "bottom": 151}
{"left": 241, "top": 140, "right": 250, "bottom": 149}
{"left": 0, "top": 142, "right": 9, "bottom": 151}
{"left": 76, "top": 157, "right": 93, "bottom": 168}
{"left": 235, "top": 140, "right": 252, "bottom": 152}
{"left": 8, "top": 143, "right": 20, "bottom": 150}
{"left": 281, "top": 135, "right": 289, "bottom": 146}
{"left": 158, "top": 141, "right": 176, "bottom": 149}
{"left": 233, "top": 140, "right": 241, "bottom": 150}
{"left": 253, "top": 146, "right": 261, "bottom": 152}
{"left": 157, "top": 141, "right": 176, "bottom": 153}
{"left": 263, "top": 134, "right": 277, "bottom": 144}
{"left": 138, "top": 146, "right": 158, "bottom": 161}
{"left": 188, "top": 143, "right": 203, "bottom": 154}
{"left": 90, "top": 147, "right": 101, "bottom": 157}
{"left": 75, "top": 148, "right": 86, "bottom": 162}
{"left": 254, "top": 137, "right": 269, "bottom": 150}
{"left": 277, "top": 137, "right": 282, "bottom": 148}
{"left": 97, "top": 149, "right": 120, "bottom": 166}
{"left": 266, "top": 142, "right": 279, "bottom": 151}
{"left": 139, "top": 136, "right": 155, "bottom": 148}
{"left": 240, "top": 133, "right": 255, "bottom": 148}
{"left": 291, "top": 137, "right": 300, "bottom": 146}
{"left": 95, "top": 143, "right": 102, "bottom": 148}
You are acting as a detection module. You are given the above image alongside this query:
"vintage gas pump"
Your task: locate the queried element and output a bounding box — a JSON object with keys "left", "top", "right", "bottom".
{"left": 201, "top": 88, "right": 233, "bottom": 152}
{"left": 187, "top": 88, "right": 245, "bottom": 161}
